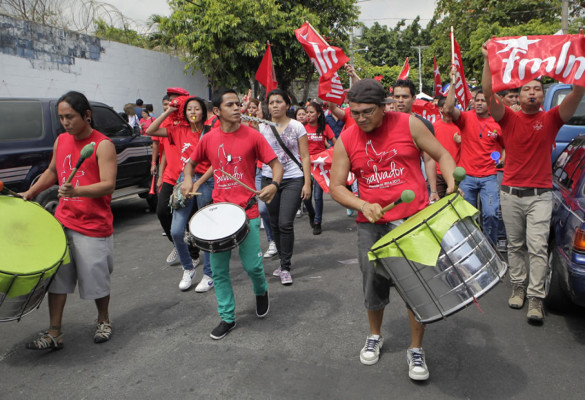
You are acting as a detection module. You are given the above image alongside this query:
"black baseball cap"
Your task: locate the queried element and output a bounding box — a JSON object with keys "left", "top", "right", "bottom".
{"left": 347, "top": 79, "right": 395, "bottom": 104}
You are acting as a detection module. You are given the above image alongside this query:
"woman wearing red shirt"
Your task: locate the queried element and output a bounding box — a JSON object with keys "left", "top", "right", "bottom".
{"left": 303, "top": 102, "right": 336, "bottom": 234}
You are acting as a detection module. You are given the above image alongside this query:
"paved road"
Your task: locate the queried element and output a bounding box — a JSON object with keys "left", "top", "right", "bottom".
{"left": 1, "top": 196, "right": 584, "bottom": 399}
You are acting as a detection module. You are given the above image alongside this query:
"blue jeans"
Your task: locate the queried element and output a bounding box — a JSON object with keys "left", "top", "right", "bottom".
{"left": 262, "top": 176, "right": 304, "bottom": 271}
{"left": 459, "top": 174, "right": 499, "bottom": 246}
{"left": 255, "top": 168, "right": 273, "bottom": 243}
{"left": 303, "top": 179, "right": 324, "bottom": 223}
{"left": 496, "top": 170, "right": 507, "bottom": 241}
{"left": 171, "top": 173, "right": 214, "bottom": 277}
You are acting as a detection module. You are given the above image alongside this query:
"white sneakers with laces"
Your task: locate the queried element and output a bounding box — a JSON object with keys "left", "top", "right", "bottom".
{"left": 263, "top": 241, "right": 278, "bottom": 258}
{"left": 179, "top": 269, "right": 196, "bottom": 291}
{"left": 407, "top": 347, "right": 429, "bottom": 380}
{"left": 360, "top": 335, "right": 383, "bottom": 365}
{"left": 195, "top": 274, "right": 214, "bottom": 293}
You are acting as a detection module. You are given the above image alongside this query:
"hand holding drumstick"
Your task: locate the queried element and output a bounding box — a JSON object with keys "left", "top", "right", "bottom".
{"left": 362, "top": 190, "right": 415, "bottom": 224}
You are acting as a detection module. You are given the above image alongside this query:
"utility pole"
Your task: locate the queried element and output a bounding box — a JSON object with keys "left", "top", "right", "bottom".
{"left": 412, "top": 45, "right": 428, "bottom": 95}
{"left": 561, "top": 0, "right": 569, "bottom": 35}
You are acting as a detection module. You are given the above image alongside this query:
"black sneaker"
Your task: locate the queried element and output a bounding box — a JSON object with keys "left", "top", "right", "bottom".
{"left": 313, "top": 223, "right": 322, "bottom": 235}
{"left": 308, "top": 210, "right": 316, "bottom": 228}
{"left": 256, "top": 291, "right": 270, "bottom": 318}
{"left": 210, "top": 320, "right": 236, "bottom": 340}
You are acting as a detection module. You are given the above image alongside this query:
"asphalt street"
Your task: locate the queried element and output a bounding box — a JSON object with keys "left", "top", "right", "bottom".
{"left": 1, "top": 195, "right": 584, "bottom": 400}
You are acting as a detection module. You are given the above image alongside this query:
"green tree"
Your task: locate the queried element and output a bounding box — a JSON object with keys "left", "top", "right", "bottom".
{"left": 94, "top": 18, "right": 149, "bottom": 48}
{"left": 154, "top": 0, "right": 358, "bottom": 94}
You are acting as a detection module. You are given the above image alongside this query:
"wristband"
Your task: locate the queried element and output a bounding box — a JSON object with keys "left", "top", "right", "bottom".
{"left": 270, "top": 181, "right": 280, "bottom": 190}
{"left": 151, "top": 161, "right": 156, "bottom": 166}
{"left": 430, "top": 191, "right": 437, "bottom": 194}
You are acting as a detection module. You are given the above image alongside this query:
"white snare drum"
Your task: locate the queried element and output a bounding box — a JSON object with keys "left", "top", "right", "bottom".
{"left": 188, "top": 202, "right": 249, "bottom": 253}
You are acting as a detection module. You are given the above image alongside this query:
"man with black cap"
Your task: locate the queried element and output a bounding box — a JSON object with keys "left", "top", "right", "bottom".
{"left": 330, "top": 79, "right": 456, "bottom": 381}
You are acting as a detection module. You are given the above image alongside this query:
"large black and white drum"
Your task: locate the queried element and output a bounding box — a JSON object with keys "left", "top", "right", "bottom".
{"left": 188, "top": 202, "right": 249, "bottom": 253}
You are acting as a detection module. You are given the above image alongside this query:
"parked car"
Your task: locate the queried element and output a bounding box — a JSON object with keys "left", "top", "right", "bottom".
{"left": 0, "top": 98, "right": 156, "bottom": 212}
{"left": 544, "top": 83, "right": 585, "bottom": 161}
{"left": 547, "top": 134, "right": 585, "bottom": 311}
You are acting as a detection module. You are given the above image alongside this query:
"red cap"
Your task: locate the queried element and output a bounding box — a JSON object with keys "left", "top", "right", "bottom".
{"left": 166, "top": 87, "right": 189, "bottom": 97}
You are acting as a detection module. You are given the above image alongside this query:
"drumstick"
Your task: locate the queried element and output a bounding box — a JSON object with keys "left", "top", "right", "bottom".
{"left": 220, "top": 169, "right": 260, "bottom": 195}
{"left": 65, "top": 142, "right": 95, "bottom": 184}
{"left": 381, "top": 189, "right": 415, "bottom": 213}
{"left": 453, "top": 167, "right": 466, "bottom": 191}
{"left": 0, "top": 180, "right": 23, "bottom": 198}
{"left": 187, "top": 192, "right": 202, "bottom": 196}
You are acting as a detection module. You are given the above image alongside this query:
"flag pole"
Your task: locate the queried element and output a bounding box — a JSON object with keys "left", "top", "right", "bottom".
{"left": 307, "top": 21, "right": 330, "bottom": 45}
{"left": 450, "top": 26, "right": 455, "bottom": 66}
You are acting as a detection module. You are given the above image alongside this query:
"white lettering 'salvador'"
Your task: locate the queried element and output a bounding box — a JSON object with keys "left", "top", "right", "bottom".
{"left": 364, "top": 163, "right": 405, "bottom": 186}
{"left": 502, "top": 41, "right": 585, "bottom": 83}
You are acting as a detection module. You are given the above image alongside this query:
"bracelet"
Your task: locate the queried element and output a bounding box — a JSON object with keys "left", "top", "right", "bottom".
{"left": 430, "top": 191, "right": 437, "bottom": 194}
{"left": 270, "top": 181, "right": 280, "bottom": 190}
{"left": 151, "top": 161, "right": 156, "bottom": 166}
{"left": 360, "top": 202, "right": 367, "bottom": 213}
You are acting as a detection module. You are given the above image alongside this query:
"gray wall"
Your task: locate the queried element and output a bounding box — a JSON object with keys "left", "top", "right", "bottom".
{"left": 0, "top": 14, "right": 209, "bottom": 115}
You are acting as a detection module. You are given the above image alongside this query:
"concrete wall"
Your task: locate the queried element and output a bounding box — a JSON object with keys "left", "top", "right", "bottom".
{"left": 0, "top": 14, "right": 209, "bottom": 115}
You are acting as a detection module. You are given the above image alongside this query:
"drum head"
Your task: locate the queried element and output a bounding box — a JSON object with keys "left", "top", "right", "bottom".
{"left": 189, "top": 202, "right": 247, "bottom": 241}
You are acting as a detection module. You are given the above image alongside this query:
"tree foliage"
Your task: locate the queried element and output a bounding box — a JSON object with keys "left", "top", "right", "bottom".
{"left": 154, "top": 0, "right": 358, "bottom": 93}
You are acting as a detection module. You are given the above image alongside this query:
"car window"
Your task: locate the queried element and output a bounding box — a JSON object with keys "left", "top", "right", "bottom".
{"left": 0, "top": 100, "right": 44, "bottom": 141}
{"left": 556, "top": 137, "right": 585, "bottom": 189}
{"left": 551, "top": 88, "right": 585, "bottom": 126}
{"left": 92, "top": 105, "right": 132, "bottom": 137}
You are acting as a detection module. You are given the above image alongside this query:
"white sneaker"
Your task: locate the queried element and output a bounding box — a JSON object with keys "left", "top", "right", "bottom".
{"left": 166, "top": 247, "right": 180, "bottom": 265}
{"left": 260, "top": 219, "right": 264, "bottom": 229}
{"left": 360, "top": 335, "right": 383, "bottom": 365}
{"left": 179, "top": 269, "right": 196, "bottom": 291}
{"left": 296, "top": 208, "right": 302, "bottom": 218}
{"left": 263, "top": 241, "right": 278, "bottom": 258}
{"left": 195, "top": 275, "right": 214, "bottom": 293}
{"left": 272, "top": 266, "right": 282, "bottom": 277}
{"left": 407, "top": 347, "right": 429, "bottom": 380}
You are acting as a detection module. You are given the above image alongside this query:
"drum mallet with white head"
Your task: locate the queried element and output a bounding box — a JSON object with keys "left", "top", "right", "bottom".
{"left": 381, "top": 189, "right": 415, "bottom": 213}
{"left": 65, "top": 142, "right": 96, "bottom": 184}
{"left": 0, "top": 180, "right": 23, "bottom": 198}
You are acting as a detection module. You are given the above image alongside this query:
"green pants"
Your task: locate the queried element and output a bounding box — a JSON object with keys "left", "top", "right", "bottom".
{"left": 209, "top": 217, "right": 268, "bottom": 323}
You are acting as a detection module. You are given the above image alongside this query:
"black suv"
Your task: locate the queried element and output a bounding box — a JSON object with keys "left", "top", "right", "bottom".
{"left": 0, "top": 98, "right": 156, "bottom": 212}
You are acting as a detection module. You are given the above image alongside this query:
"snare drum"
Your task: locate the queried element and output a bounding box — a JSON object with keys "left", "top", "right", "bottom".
{"left": 0, "top": 196, "right": 68, "bottom": 321}
{"left": 188, "top": 202, "right": 249, "bottom": 253}
{"left": 369, "top": 193, "right": 507, "bottom": 324}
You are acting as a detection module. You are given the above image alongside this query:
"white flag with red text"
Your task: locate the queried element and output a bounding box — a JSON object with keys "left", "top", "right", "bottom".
{"left": 295, "top": 22, "right": 349, "bottom": 105}
{"left": 450, "top": 32, "right": 473, "bottom": 110}
{"left": 487, "top": 34, "right": 585, "bottom": 92}
{"left": 311, "top": 148, "right": 355, "bottom": 193}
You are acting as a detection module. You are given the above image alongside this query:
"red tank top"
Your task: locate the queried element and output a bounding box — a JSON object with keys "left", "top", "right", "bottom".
{"left": 55, "top": 130, "right": 113, "bottom": 237}
{"left": 341, "top": 112, "right": 429, "bottom": 224}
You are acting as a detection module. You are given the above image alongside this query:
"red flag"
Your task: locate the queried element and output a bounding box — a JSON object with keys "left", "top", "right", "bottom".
{"left": 433, "top": 57, "right": 444, "bottom": 96}
{"left": 412, "top": 99, "right": 442, "bottom": 125}
{"left": 294, "top": 22, "right": 349, "bottom": 80}
{"left": 255, "top": 43, "right": 278, "bottom": 94}
{"left": 397, "top": 58, "right": 410, "bottom": 80}
{"left": 450, "top": 32, "right": 473, "bottom": 110}
{"left": 318, "top": 71, "right": 345, "bottom": 106}
{"left": 374, "top": 75, "right": 383, "bottom": 82}
{"left": 487, "top": 34, "right": 585, "bottom": 92}
{"left": 310, "top": 148, "right": 355, "bottom": 192}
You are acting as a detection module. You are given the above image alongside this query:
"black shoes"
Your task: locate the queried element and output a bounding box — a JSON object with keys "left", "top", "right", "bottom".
{"left": 313, "top": 223, "right": 322, "bottom": 235}
{"left": 210, "top": 320, "right": 236, "bottom": 340}
{"left": 256, "top": 290, "right": 270, "bottom": 318}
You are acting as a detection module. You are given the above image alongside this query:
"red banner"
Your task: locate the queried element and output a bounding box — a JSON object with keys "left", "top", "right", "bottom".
{"left": 398, "top": 57, "right": 410, "bottom": 80}
{"left": 487, "top": 34, "right": 585, "bottom": 92}
{"left": 294, "top": 22, "right": 349, "bottom": 80}
{"left": 318, "top": 72, "right": 345, "bottom": 106}
{"left": 310, "top": 148, "right": 355, "bottom": 193}
{"left": 451, "top": 32, "right": 473, "bottom": 111}
{"left": 433, "top": 57, "right": 444, "bottom": 96}
{"left": 255, "top": 43, "right": 278, "bottom": 94}
{"left": 412, "top": 99, "right": 442, "bottom": 125}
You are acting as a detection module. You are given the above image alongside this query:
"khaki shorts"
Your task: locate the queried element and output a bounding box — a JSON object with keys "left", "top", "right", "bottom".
{"left": 49, "top": 229, "right": 114, "bottom": 300}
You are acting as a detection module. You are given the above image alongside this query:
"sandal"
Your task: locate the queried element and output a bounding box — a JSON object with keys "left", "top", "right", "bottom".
{"left": 94, "top": 321, "right": 112, "bottom": 343}
{"left": 26, "top": 331, "right": 64, "bottom": 350}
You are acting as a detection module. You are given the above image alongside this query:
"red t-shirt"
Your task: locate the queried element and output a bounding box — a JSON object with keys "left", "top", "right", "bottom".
{"left": 341, "top": 107, "right": 356, "bottom": 131}
{"left": 498, "top": 106, "right": 564, "bottom": 188}
{"left": 305, "top": 124, "right": 335, "bottom": 155}
{"left": 190, "top": 124, "right": 277, "bottom": 219}
{"left": 166, "top": 125, "right": 210, "bottom": 175}
{"left": 340, "top": 112, "right": 429, "bottom": 224}
{"left": 55, "top": 130, "right": 113, "bottom": 237}
{"left": 433, "top": 119, "right": 461, "bottom": 174}
{"left": 454, "top": 111, "right": 503, "bottom": 177}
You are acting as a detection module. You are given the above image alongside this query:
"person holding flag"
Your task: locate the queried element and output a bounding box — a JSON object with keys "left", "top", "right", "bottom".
{"left": 482, "top": 38, "right": 585, "bottom": 323}
{"left": 330, "top": 78, "right": 457, "bottom": 381}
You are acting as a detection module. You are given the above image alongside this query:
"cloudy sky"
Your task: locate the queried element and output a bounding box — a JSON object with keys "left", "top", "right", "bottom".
{"left": 99, "top": 0, "right": 437, "bottom": 30}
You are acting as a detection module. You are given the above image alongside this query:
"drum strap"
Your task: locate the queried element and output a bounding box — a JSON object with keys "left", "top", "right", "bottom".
{"left": 245, "top": 196, "right": 257, "bottom": 210}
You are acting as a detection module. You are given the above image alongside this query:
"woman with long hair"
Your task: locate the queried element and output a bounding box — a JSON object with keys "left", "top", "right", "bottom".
{"left": 147, "top": 96, "right": 215, "bottom": 293}
{"left": 260, "top": 89, "right": 311, "bottom": 285}
{"left": 302, "top": 101, "right": 336, "bottom": 234}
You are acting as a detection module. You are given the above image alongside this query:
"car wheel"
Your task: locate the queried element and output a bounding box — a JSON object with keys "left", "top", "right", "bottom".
{"left": 35, "top": 186, "right": 59, "bottom": 215}
{"left": 544, "top": 239, "right": 571, "bottom": 313}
